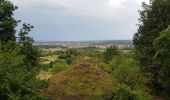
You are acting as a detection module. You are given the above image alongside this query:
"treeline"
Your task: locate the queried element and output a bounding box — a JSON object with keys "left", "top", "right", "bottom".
{"left": 133, "top": 0, "right": 170, "bottom": 99}
{"left": 0, "top": 0, "right": 47, "bottom": 99}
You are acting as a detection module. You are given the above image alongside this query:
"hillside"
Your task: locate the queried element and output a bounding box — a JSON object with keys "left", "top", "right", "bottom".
{"left": 43, "top": 57, "right": 112, "bottom": 100}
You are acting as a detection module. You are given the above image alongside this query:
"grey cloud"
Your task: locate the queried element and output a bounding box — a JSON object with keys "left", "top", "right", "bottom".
{"left": 35, "top": 4, "right": 67, "bottom": 10}
{"left": 10, "top": 0, "right": 149, "bottom": 41}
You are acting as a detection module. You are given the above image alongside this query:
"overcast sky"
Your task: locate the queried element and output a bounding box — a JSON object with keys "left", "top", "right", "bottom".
{"left": 10, "top": 0, "right": 149, "bottom": 41}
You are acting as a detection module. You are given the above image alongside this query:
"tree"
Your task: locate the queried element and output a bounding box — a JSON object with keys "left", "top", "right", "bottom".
{"left": 0, "top": 43, "right": 44, "bottom": 100}
{"left": 18, "top": 23, "right": 39, "bottom": 69}
{"left": 0, "top": 0, "right": 18, "bottom": 42}
{"left": 0, "top": 0, "right": 45, "bottom": 99}
{"left": 133, "top": 0, "right": 170, "bottom": 91}
{"left": 103, "top": 45, "right": 120, "bottom": 63}
{"left": 153, "top": 26, "right": 170, "bottom": 99}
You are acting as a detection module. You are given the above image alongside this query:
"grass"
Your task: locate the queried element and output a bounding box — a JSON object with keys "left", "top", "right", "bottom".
{"left": 40, "top": 55, "right": 58, "bottom": 64}
{"left": 36, "top": 71, "right": 53, "bottom": 80}
{"left": 38, "top": 51, "right": 114, "bottom": 99}
{"left": 37, "top": 60, "right": 69, "bottom": 80}
{"left": 50, "top": 61, "right": 69, "bottom": 73}
{"left": 39, "top": 50, "right": 153, "bottom": 100}
{"left": 44, "top": 56, "right": 113, "bottom": 100}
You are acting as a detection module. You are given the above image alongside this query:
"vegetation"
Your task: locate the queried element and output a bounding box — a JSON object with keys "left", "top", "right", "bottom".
{"left": 104, "top": 50, "right": 150, "bottom": 100}
{"left": 133, "top": 0, "right": 170, "bottom": 99}
{"left": 44, "top": 54, "right": 113, "bottom": 100}
{"left": 58, "top": 49, "right": 79, "bottom": 64}
{"left": 0, "top": 0, "right": 46, "bottom": 99}
{"left": 1, "top": 0, "right": 170, "bottom": 100}
{"left": 103, "top": 45, "right": 120, "bottom": 63}
{"left": 153, "top": 26, "right": 170, "bottom": 98}
{"left": 0, "top": 0, "right": 17, "bottom": 42}
{"left": 50, "top": 61, "right": 69, "bottom": 73}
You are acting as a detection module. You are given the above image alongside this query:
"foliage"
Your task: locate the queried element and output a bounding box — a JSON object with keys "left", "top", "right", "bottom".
{"left": 153, "top": 26, "right": 170, "bottom": 99}
{"left": 105, "top": 53, "right": 151, "bottom": 100}
{"left": 103, "top": 45, "right": 120, "bottom": 63}
{"left": 113, "top": 85, "right": 137, "bottom": 100}
{"left": 0, "top": 42, "right": 44, "bottom": 100}
{"left": 105, "top": 84, "right": 151, "bottom": 100}
{"left": 0, "top": 0, "right": 18, "bottom": 42}
{"left": 18, "top": 23, "right": 40, "bottom": 70}
{"left": 0, "top": 0, "right": 46, "bottom": 99}
{"left": 133, "top": 0, "right": 170, "bottom": 94}
{"left": 58, "top": 49, "right": 79, "bottom": 64}
{"left": 107, "top": 55, "right": 142, "bottom": 89}
{"left": 78, "top": 50, "right": 103, "bottom": 64}
{"left": 50, "top": 61, "right": 69, "bottom": 73}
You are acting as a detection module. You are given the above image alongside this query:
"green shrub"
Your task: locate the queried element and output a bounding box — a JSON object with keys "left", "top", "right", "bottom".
{"left": 105, "top": 84, "right": 151, "bottom": 100}
{"left": 107, "top": 55, "right": 142, "bottom": 89}
{"left": 114, "top": 85, "right": 136, "bottom": 100}
{"left": 58, "top": 49, "right": 79, "bottom": 64}
{"left": 58, "top": 53, "right": 71, "bottom": 59}
{"left": 103, "top": 45, "right": 120, "bottom": 63}
{"left": 0, "top": 43, "right": 45, "bottom": 100}
{"left": 65, "top": 57, "right": 73, "bottom": 64}
{"left": 38, "top": 79, "right": 50, "bottom": 88}
{"left": 50, "top": 61, "right": 69, "bottom": 73}
{"left": 105, "top": 54, "right": 151, "bottom": 100}
{"left": 104, "top": 84, "right": 136, "bottom": 100}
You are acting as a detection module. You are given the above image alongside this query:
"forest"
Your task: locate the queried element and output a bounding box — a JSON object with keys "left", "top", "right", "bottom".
{"left": 0, "top": 0, "right": 170, "bottom": 100}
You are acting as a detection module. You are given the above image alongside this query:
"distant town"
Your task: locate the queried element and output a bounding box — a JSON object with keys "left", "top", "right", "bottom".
{"left": 34, "top": 40, "right": 133, "bottom": 52}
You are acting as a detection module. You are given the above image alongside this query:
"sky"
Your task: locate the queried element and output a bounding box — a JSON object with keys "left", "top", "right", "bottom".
{"left": 10, "top": 0, "right": 149, "bottom": 41}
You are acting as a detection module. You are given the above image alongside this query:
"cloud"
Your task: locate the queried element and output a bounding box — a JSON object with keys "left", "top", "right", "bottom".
{"left": 10, "top": 0, "right": 150, "bottom": 41}
{"left": 11, "top": 0, "right": 148, "bottom": 19}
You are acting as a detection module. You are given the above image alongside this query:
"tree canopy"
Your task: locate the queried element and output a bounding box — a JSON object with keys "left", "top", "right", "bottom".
{"left": 133, "top": 0, "right": 170, "bottom": 99}
{"left": 133, "top": 0, "right": 170, "bottom": 93}
{"left": 0, "top": 0, "right": 45, "bottom": 99}
{"left": 153, "top": 26, "right": 170, "bottom": 98}
{"left": 0, "top": 0, "right": 18, "bottom": 42}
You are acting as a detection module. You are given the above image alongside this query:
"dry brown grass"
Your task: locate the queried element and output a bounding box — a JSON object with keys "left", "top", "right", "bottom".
{"left": 36, "top": 71, "right": 53, "bottom": 80}
{"left": 40, "top": 55, "right": 58, "bottom": 65}
{"left": 43, "top": 60, "right": 112, "bottom": 100}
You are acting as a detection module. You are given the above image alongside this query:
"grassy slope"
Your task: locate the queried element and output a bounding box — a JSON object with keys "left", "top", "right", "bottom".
{"left": 44, "top": 55, "right": 113, "bottom": 100}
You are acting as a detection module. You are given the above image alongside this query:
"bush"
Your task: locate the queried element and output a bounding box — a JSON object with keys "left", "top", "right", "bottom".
{"left": 107, "top": 55, "right": 142, "bottom": 89}
{"left": 58, "top": 54, "right": 71, "bottom": 59}
{"left": 104, "top": 84, "right": 136, "bottom": 100}
{"left": 103, "top": 45, "right": 120, "bottom": 63}
{"left": 0, "top": 43, "right": 45, "bottom": 100}
{"left": 50, "top": 61, "right": 69, "bottom": 73}
{"left": 105, "top": 54, "right": 151, "bottom": 100}
{"left": 58, "top": 49, "right": 79, "bottom": 64}
{"left": 65, "top": 57, "right": 73, "bottom": 64}
{"left": 105, "top": 84, "right": 151, "bottom": 100}
{"left": 114, "top": 85, "right": 136, "bottom": 100}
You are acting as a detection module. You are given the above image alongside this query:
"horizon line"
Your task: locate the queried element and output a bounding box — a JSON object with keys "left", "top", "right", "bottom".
{"left": 35, "top": 39, "right": 133, "bottom": 42}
